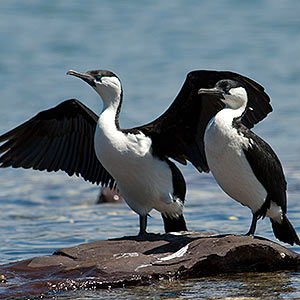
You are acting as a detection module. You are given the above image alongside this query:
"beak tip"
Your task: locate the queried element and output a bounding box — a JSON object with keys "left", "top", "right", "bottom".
{"left": 66, "top": 70, "right": 74, "bottom": 76}
{"left": 65, "top": 70, "right": 95, "bottom": 87}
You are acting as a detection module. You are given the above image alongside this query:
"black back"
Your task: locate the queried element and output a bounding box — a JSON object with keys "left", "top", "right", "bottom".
{"left": 233, "top": 119, "right": 287, "bottom": 212}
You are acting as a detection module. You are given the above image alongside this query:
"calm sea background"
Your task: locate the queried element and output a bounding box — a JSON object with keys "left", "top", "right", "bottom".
{"left": 0, "top": 0, "right": 300, "bottom": 299}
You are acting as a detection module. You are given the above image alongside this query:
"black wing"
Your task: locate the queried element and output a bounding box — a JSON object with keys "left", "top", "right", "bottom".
{"left": 133, "top": 70, "right": 272, "bottom": 173}
{"left": 240, "top": 126, "right": 287, "bottom": 212}
{"left": 0, "top": 99, "right": 115, "bottom": 188}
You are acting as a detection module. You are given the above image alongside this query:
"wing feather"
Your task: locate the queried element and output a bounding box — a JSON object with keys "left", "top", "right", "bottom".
{"left": 0, "top": 99, "right": 115, "bottom": 187}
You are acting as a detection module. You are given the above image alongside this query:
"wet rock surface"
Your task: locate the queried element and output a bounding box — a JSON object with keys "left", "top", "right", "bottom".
{"left": 1, "top": 232, "right": 300, "bottom": 298}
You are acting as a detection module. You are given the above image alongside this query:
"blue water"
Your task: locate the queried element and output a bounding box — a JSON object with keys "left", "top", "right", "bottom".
{"left": 1, "top": 0, "right": 300, "bottom": 298}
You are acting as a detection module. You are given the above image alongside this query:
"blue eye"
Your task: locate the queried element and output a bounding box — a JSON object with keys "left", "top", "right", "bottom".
{"left": 96, "top": 75, "right": 102, "bottom": 81}
{"left": 224, "top": 87, "right": 230, "bottom": 93}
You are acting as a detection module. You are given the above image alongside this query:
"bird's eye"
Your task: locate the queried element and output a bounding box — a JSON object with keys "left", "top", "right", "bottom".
{"left": 224, "top": 87, "right": 230, "bottom": 94}
{"left": 96, "top": 75, "right": 102, "bottom": 81}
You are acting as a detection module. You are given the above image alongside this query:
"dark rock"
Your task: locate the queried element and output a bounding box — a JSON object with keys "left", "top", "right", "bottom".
{"left": 96, "top": 187, "right": 123, "bottom": 203}
{"left": 1, "top": 232, "right": 300, "bottom": 298}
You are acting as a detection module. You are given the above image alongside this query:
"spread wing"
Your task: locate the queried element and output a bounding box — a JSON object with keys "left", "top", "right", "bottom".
{"left": 134, "top": 70, "right": 272, "bottom": 173}
{"left": 0, "top": 99, "right": 115, "bottom": 188}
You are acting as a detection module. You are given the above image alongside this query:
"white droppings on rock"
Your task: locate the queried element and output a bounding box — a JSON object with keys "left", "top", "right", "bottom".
{"left": 113, "top": 252, "right": 139, "bottom": 259}
{"left": 158, "top": 244, "right": 189, "bottom": 261}
{"left": 168, "top": 232, "right": 184, "bottom": 236}
{"left": 134, "top": 264, "right": 152, "bottom": 271}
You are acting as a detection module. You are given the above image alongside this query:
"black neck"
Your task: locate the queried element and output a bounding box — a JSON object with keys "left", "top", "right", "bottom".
{"left": 114, "top": 88, "right": 123, "bottom": 130}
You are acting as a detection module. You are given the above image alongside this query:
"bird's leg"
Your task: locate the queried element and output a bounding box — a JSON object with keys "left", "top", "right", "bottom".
{"left": 246, "top": 212, "right": 259, "bottom": 236}
{"left": 138, "top": 215, "right": 147, "bottom": 236}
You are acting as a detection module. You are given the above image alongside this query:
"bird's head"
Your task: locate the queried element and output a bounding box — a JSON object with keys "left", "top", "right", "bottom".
{"left": 67, "top": 69, "right": 122, "bottom": 107}
{"left": 198, "top": 79, "right": 248, "bottom": 111}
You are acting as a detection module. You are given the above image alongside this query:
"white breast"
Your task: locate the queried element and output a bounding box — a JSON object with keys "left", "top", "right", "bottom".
{"left": 94, "top": 108, "right": 183, "bottom": 218}
{"left": 204, "top": 110, "right": 267, "bottom": 213}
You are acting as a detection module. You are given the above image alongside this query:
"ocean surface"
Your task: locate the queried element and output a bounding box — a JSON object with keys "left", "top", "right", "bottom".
{"left": 0, "top": 0, "right": 300, "bottom": 299}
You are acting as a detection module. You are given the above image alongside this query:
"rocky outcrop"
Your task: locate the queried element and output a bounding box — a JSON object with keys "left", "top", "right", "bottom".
{"left": 1, "top": 232, "right": 299, "bottom": 298}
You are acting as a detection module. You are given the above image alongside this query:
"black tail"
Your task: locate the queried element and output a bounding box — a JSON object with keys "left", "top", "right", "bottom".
{"left": 162, "top": 213, "right": 188, "bottom": 233}
{"left": 271, "top": 214, "right": 300, "bottom": 246}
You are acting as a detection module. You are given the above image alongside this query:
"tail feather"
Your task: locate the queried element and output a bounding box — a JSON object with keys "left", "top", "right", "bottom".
{"left": 162, "top": 213, "right": 188, "bottom": 233}
{"left": 271, "top": 214, "right": 300, "bottom": 246}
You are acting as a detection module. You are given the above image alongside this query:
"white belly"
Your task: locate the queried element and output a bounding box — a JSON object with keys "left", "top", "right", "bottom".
{"left": 94, "top": 122, "right": 183, "bottom": 217}
{"left": 204, "top": 115, "right": 267, "bottom": 213}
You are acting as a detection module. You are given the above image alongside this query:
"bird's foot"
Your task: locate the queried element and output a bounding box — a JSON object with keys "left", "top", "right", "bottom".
{"left": 245, "top": 231, "right": 255, "bottom": 238}
{"left": 138, "top": 230, "right": 147, "bottom": 236}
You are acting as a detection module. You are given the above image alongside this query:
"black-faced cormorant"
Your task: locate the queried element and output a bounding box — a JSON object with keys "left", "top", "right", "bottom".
{"left": 199, "top": 79, "right": 300, "bottom": 245}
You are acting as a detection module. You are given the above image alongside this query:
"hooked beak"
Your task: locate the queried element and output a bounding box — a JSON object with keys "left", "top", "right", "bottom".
{"left": 67, "top": 70, "right": 96, "bottom": 87}
{"left": 198, "top": 87, "right": 224, "bottom": 99}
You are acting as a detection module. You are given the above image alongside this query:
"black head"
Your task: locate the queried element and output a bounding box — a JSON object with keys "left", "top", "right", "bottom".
{"left": 215, "top": 79, "right": 244, "bottom": 94}
{"left": 67, "top": 69, "right": 123, "bottom": 105}
{"left": 198, "top": 79, "right": 248, "bottom": 110}
{"left": 185, "top": 70, "right": 272, "bottom": 128}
